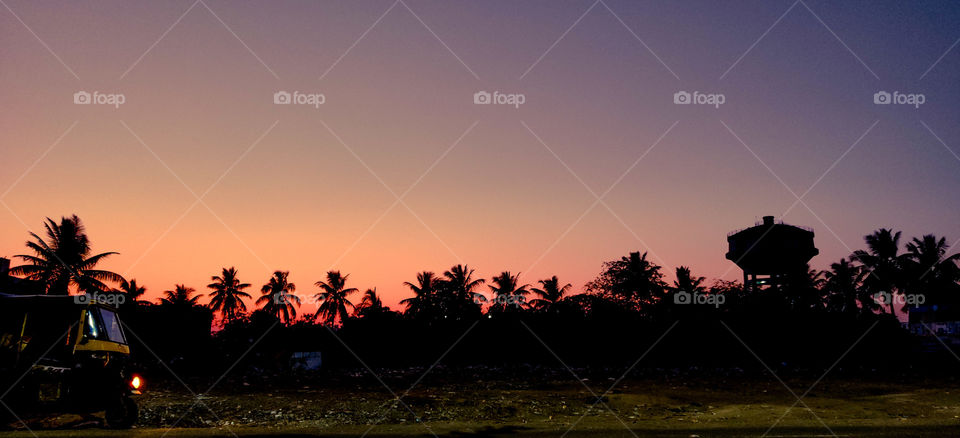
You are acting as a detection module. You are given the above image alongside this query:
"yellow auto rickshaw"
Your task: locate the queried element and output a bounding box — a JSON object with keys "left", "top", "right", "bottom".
{"left": 0, "top": 292, "right": 142, "bottom": 428}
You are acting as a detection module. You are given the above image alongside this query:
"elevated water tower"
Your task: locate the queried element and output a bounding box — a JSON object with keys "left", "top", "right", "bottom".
{"left": 726, "top": 216, "right": 818, "bottom": 292}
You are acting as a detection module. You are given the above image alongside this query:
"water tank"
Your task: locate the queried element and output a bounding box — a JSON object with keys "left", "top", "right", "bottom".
{"left": 726, "top": 216, "right": 818, "bottom": 288}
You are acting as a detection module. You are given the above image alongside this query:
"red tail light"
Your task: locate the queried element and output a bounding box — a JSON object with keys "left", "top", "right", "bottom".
{"left": 130, "top": 375, "right": 142, "bottom": 390}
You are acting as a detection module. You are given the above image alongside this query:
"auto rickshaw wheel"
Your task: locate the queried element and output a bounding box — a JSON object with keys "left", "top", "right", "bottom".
{"left": 105, "top": 396, "right": 138, "bottom": 429}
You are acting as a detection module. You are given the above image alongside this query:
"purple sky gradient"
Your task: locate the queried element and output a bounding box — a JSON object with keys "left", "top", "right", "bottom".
{"left": 2, "top": 0, "right": 959, "bottom": 312}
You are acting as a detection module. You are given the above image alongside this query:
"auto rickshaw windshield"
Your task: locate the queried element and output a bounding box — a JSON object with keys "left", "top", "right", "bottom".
{"left": 85, "top": 307, "right": 127, "bottom": 344}
{"left": 100, "top": 308, "right": 126, "bottom": 343}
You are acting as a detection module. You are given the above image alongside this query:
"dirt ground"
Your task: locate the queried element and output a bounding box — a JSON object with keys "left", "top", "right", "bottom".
{"left": 4, "top": 370, "right": 960, "bottom": 437}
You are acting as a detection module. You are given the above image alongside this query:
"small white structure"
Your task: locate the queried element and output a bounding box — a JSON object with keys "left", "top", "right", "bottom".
{"left": 290, "top": 352, "right": 322, "bottom": 371}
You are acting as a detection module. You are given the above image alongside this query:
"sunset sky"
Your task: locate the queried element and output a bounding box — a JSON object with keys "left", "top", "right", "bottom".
{"left": 2, "top": 0, "right": 959, "bottom": 313}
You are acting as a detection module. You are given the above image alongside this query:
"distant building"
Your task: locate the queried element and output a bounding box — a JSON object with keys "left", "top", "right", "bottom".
{"left": 906, "top": 305, "right": 960, "bottom": 352}
{"left": 726, "top": 216, "right": 819, "bottom": 292}
{"left": 907, "top": 305, "right": 960, "bottom": 336}
{"left": 0, "top": 257, "right": 43, "bottom": 295}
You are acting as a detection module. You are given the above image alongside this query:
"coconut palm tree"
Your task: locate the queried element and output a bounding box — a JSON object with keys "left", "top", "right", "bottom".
{"left": 529, "top": 276, "right": 572, "bottom": 313}
{"left": 117, "top": 278, "right": 146, "bottom": 301}
{"left": 401, "top": 271, "right": 441, "bottom": 319}
{"left": 905, "top": 235, "right": 954, "bottom": 275}
{"left": 661, "top": 266, "right": 709, "bottom": 311}
{"left": 787, "top": 266, "right": 827, "bottom": 312}
{"left": 115, "top": 278, "right": 147, "bottom": 310}
{"left": 488, "top": 271, "right": 529, "bottom": 314}
{"left": 354, "top": 288, "right": 385, "bottom": 317}
{"left": 313, "top": 271, "right": 357, "bottom": 326}
{"left": 159, "top": 284, "right": 201, "bottom": 307}
{"left": 903, "top": 235, "right": 960, "bottom": 307}
{"left": 207, "top": 267, "right": 252, "bottom": 322}
{"left": 440, "top": 264, "right": 485, "bottom": 319}
{"left": 822, "top": 258, "right": 870, "bottom": 314}
{"left": 675, "top": 266, "right": 705, "bottom": 292}
{"left": 852, "top": 229, "right": 907, "bottom": 315}
{"left": 11, "top": 215, "right": 123, "bottom": 295}
{"left": 257, "top": 270, "right": 300, "bottom": 324}
{"left": 671, "top": 266, "right": 706, "bottom": 295}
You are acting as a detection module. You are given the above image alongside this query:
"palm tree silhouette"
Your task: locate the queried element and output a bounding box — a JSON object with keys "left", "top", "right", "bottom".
{"left": 313, "top": 271, "right": 357, "bottom": 326}
{"left": 660, "top": 266, "right": 707, "bottom": 311}
{"left": 823, "top": 258, "right": 869, "bottom": 314}
{"left": 116, "top": 278, "right": 147, "bottom": 308}
{"left": 402, "top": 271, "right": 440, "bottom": 319}
{"left": 11, "top": 215, "right": 123, "bottom": 295}
{"left": 671, "top": 266, "right": 706, "bottom": 295}
{"left": 488, "top": 271, "right": 529, "bottom": 314}
{"left": 905, "top": 235, "right": 954, "bottom": 272}
{"left": 207, "top": 267, "right": 252, "bottom": 322}
{"left": 789, "top": 266, "right": 826, "bottom": 312}
{"left": 441, "top": 264, "right": 486, "bottom": 318}
{"left": 257, "top": 270, "right": 300, "bottom": 324}
{"left": 903, "top": 235, "right": 960, "bottom": 307}
{"left": 529, "top": 276, "right": 572, "bottom": 313}
{"left": 159, "top": 284, "right": 201, "bottom": 307}
{"left": 354, "top": 288, "right": 386, "bottom": 317}
{"left": 852, "top": 229, "right": 906, "bottom": 315}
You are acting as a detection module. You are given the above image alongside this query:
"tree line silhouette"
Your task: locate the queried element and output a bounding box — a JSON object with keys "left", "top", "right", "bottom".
{"left": 6, "top": 215, "right": 959, "bottom": 375}
{"left": 8, "top": 215, "right": 960, "bottom": 323}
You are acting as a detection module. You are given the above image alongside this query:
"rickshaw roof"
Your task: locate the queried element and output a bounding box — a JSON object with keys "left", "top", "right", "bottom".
{"left": 0, "top": 292, "right": 117, "bottom": 310}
